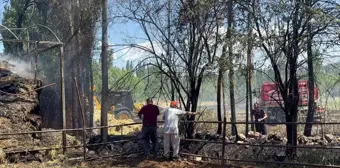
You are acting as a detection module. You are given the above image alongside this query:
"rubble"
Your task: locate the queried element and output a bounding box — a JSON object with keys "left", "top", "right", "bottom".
{"left": 325, "top": 134, "right": 335, "bottom": 143}
{"left": 237, "top": 134, "right": 246, "bottom": 141}
{"left": 192, "top": 132, "right": 340, "bottom": 165}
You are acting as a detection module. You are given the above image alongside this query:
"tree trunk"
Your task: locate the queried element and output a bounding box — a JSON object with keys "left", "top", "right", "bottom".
{"left": 89, "top": 55, "right": 94, "bottom": 128}
{"left": 72, "top": 58, "right": 79, "bottom": 136}
{"left": 171, "top": 82, "right": 175, "bottom": 101}
{"left": 168, "top": 0, "right": 175, "bottom": 101}
{"left": 249, "top": 75, "right": 254, "bottom": 131}
{"left": 187, "top": 89, "right": 199, "bottom": 138}
{"left": 304, "top": 0, "right": 315, "bottom": 137}
{"left": 247, "top": 0, "right": 255, "bottom": 132}
{"left": 286, "top": 0, "right": 300, "bottom": 157}
{"left": 217, "top": 69, "right": 222, "bottom": 135}
{"left": 245, "top": 74, "right": 249, "bottom": 136}
{"left": 89, "top": 56, "right": 94, "bottom": 127}
{"left": 100, "top": 0, "right": 109, "bottom": 143}
{"left": 227, "top": 0, "right": 237, "bottom": 136}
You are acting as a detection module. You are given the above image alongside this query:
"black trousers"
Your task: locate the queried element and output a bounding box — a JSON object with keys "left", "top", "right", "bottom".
{"left": 255, "top": 120, "right": 267, "bottom": 135}
{"left": 142, "top": 125, "right": 158, "bottom": 157}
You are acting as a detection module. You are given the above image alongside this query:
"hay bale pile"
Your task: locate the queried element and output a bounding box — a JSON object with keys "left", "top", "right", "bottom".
{"left": 0, "top": 66, "right": 43, "bottom": 151}
{"left": 0, "top": 64, "right": 81, "bottom": 163}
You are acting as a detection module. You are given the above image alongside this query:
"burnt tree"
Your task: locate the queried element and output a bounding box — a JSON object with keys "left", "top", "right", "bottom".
{"left": 116, "top": 0, "right": 227, "bottom": 138}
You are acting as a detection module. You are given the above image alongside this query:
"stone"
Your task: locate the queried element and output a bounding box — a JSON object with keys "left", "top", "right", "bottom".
{"left": 248, "top": 131, "right": 255, "bottom": 138}
{"left": 254, "top": 132, "right": 261, "bottom": 138}
{"left": 238, "top": 134, "right": 246, "bottom": 141}
{"left": 297, "top": 135, "right": 308, "bottom": 144}
{"left": 306, "top": 142, "right": 315, "bottom": 145}
{"left": 318, "top": 139, "right": 328, "bottom": 146}
{"left": 123, "top": 141, "right": 140, "bottom": 153}
{"left": 325, "top": 134, "right": 335, "bottom": 143}
{"left": 311, "top": 136, "right": 321, "bottom": 142}
{"left": 229, "top": 136, "right": 237, "bottom": 141}
{"left": 87, "top": 150, "right": 95, "bottom": 156}
{"left": 237, "top": 141, "right": 244, "bottom": 144}
{"left": 248, "top": 138, "right": 256, "bottom": 143}
{"left": 268, "top": 133, "right": 283, "bottom": 142}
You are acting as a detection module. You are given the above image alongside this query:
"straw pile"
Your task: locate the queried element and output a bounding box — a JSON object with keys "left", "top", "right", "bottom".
{"left": 0, "top": 64, "right": 81, "bottom": 163}
{"left": 93, "top": 109, "right": 141, "bottom": 135}
{"left": 0, "top": 66, "right": 43, "bottom": 151}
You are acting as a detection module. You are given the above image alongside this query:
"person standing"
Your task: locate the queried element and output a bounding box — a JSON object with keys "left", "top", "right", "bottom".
{"left": 251, "top": 103, "right": 267, "bottom": 135}
{"left": 138, "top": 98, "right": 160, "bottom": 159}
{"left": 163, "top": 101, "right": 200, "bottom": 160}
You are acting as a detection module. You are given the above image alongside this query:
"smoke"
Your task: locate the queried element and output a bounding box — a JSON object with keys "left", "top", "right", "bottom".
{"left": 0, "top": 55, "right": 34, "bottom": 79}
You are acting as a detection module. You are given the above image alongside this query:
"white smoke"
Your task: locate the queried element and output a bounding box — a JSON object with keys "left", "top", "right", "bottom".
{"left": 0, "top": 55, "right": 34, "bottom": 79}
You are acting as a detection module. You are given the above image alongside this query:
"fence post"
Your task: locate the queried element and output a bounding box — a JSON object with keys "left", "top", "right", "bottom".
{"left": 121, "top": 126, "right": 123, "bottom": 158}
{"left": 74, "top": 77, "right": 87, "bottom": 160}
{"left": 222, "top": 117, "right": 227, "bottom": 167}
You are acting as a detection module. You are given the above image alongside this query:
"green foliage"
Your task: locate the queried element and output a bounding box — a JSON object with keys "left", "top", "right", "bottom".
{"left": 92, "top": 60, "right": 146, "bottom": 101}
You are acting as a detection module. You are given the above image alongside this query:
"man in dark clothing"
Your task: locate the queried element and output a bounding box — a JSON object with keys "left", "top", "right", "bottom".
{"left": 138, "top": 98, "right": 160, "bottom": 159}
{"left": 251, "top": 103, "right": 267, "bottom": 135}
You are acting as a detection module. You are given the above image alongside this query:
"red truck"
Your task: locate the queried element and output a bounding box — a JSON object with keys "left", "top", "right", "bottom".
{"left": 257, "top": 80, "right": 324, "bottom": 122}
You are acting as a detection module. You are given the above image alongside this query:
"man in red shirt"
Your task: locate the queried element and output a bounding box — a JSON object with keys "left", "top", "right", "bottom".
{"left": 138, "top": 98, "right": 160, "bottom": 159}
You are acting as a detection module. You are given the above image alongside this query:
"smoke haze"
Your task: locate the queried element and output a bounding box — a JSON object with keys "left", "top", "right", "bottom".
{"left": 0, "top": 55, "right": 34, "bottom": 79}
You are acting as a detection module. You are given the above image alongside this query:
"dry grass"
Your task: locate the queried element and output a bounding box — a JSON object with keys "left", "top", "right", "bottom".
{"left": 194, "top": 108, "right": 249, "bottom": 136}
{"left": 0, "top": 148, "right": 5, "bottom": 164}
{"left": 93, "top": 109, "right": 141, "bottom": 135}
{"left": 0, "top": 157, "right": 239, "bottom": 168}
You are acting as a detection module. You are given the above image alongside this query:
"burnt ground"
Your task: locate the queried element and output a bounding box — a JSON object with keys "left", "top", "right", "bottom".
{"left": 1, "top": 157, "right": 251, "bottom": 168}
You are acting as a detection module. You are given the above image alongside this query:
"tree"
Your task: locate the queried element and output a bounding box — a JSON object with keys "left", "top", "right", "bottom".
{"left": 100, "top": 0, "right": 109, "bottom": 143}
{"left": 126, "top": 60, "right": 130, "bottom": 71}
{"left": 304, "top": 0, "right": 315, "bottom": 136}
{"left": 216, "top": 66, "right": 223, "bottom": 135}
{"left": 2, "top": 0, "right": 100, "bottom": 130}
{"left": 226, "top": 0, "right": 237, "bottom": 136}
{"left": 249, "top": 0, "right": 340, "bottom": 156}
{"left": 246, "top": 0, "right": 254, "bottom": 133}
{"left": 129, "top": 61, "right": 134, "bottom": 71}
{"left": 115, "top": 0, "right": 227, "bottom": 138}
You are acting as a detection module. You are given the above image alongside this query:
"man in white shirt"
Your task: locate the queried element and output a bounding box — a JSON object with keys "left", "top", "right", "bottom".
{"left": 163, "top": 101, "right": 199, "bottom": 159}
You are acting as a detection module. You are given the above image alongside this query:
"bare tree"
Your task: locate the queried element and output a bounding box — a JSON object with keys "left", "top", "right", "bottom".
{"left": 226, "top": 0, "right": 237, "bottom": 136}
{"left": 101, "top": 0, "right": 109, "bottom": 142}
{"left": 249, "top": 0, "right": 340, "bottom": 156}
{"left": 216, "top": 66, "right": 223, "bottom": 135}
{"left": 115, "top": 0, "right": 226, "bottom": 138}
{"left": 246, "top": 0, "right": 255, "bottom": 133}
{"left": 304, "top": 0, "right": 315, "bottom": 136}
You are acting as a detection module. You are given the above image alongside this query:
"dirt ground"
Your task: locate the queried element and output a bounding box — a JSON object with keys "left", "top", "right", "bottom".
{"left": 1, "top": 157, "right": 251, "bottom": 168}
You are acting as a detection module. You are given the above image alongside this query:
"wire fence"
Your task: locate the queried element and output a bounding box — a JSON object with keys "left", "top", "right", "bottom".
{"left": 1, "top": 25, "right": 340, "bottom": 167}
{"left": 1, "top": 119, "right": 340, "bottom": 167}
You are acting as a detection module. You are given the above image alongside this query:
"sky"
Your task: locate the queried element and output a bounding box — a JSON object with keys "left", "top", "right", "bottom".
{"left": 0, "top": 2, "right": 5, "bottom": 53}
